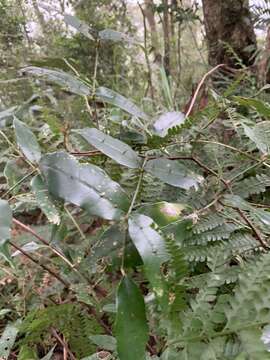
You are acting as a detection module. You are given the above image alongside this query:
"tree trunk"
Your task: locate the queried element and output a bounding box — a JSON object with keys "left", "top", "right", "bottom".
{"left": 32, "top": 0, "right": 48, "bottom": 36}
{"left": 202, "top": 0, "right": 256, "bottom": 67}
{"left": 162, "top": 0, "right": 171, "bottom": 75}
{"left": 144, "top": 0, "right": 162, "bottom": 64}
{"left": 258, "top": 25, "right": 270, "bottom": 85}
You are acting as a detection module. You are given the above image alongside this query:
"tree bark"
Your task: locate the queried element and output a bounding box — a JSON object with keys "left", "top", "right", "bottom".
{"left": 32, "top": 0, "right": 48, "bottom": 36}
{"left": 162, "top": 0, "right": 171, "bottom": 75}
{"left": 144, "top": 0, "right": 162, "bottom": 64}
{"left": 202, "top": 0, "right": 256, "bottom": 67}
{"left": 258, "top": 25, "right": 270, "bottom": 85}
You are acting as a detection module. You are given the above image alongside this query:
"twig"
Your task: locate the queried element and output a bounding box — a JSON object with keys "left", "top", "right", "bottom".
{"left": 121, "top": 158, "right": 147, "bottom": 274}
{"left": 192, "top": 140, "right": 270, "bottom": 169}
{"left": 70, "top": 150, "right": 102, "bottom": 157}
{"left": 185, "top": 64, "right": 225, "bottom": 118}
{"left": 92, "top": 40, "right": 100, "bottom": 129}
{"left": 9, "top": 241, "right": 69, "bottom": 288}
{"left": 138, "top": 2, "right": 154, "bottom": 102}
{"left": 168, "top": 155, "right": 229, "bottom": 188}
{"left": 51, "top": 328, "right": 76, "bottom": 360}
{"left": 126, "top": 157, "right": 148, "bottom": 218}
{"left": 13, "top": 218, "right": 99, "bottom": 302}
{"left": 64, "top": 205, "right": 86, "bottom": 240}
{"left": 219, "top": 201, "right": 270, "bottom": 250}
{"left": 63, "top": 58, "right": 94, "bottom": 121}
{"left": 3, "top": 169, "right": 37, "bottom": 198}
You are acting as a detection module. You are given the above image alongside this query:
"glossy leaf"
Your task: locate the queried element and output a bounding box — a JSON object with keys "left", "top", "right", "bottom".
{"left": 128, "top": 214, "right": 169, "bottom": 302}
{"left": 12, "top": 241, "right": 45, "bottom": 257}
{"left": 0, "top": 199, "right": 14, "bottom": 267}
{"left": 31, "top": 175, "right": 60, "bottom": 224}
{"left": 99, "top": 29, "right": 137, "bottom": 44}
{"left": 75, "top": 128, "right": 142, "bottom": 168}
{"left": 153, "top": 111, "right": 186, "bottom": 137}
{"left": 13, "top": 117, "right": 41, "bottom": 163}
{"left": 0, "top": 199, "right": 12, "bottom": 242}
{"left": 40, "top": 151, "right": 129, "bottom": 220}
{"left": 64, "top": 14, "right": 137, "bottom": 44}
{"left": 96, "top": 87, "right": 149, "bottom": 120}
{"left": 22, "top": 67, "right": 91, "bottom": 96}
{"left": 0, "top": 321, "right": 19, "bottom": 359}
{"left": 145, "top": 158, "right": 203, "bottom": 189}
{"left": 138, "top": 202, "right": 186, "bottom": 227}
{"left": 243, "top": 122, "right": 270, "bottom": 154}
{"left": 64, "top": 14, "right": 96, "bottom": 40}
{"left": 89, "top": 335, "right": 116, "bottom": 351}
{"left": 91, "top": 224, "right": 142, "bottom": 269}
{"left": 0, "top": 106, "right": 17, "bottom": 128}
{"left": 115, "top": 276, "right": 148, "bottom": 360}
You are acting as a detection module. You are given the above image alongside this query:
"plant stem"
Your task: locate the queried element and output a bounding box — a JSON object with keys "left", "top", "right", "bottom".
{"left": 121, "top": 158, "right": 147, "bottom": 273}
{"left": 64, "top": 205, "right": 86, "bottom": 240}
{"left": 126, "top": 157, "right": 148, "bottom": 218}
{"left": 13, "top": 218, "right": 99, "bottom": 301}
{"left": 3, "top": 168, "right": 37, "bottom": 198}
{"left": 9, "top": 240, "right": 69, "bottom": 288}
{"left": 92, "top": 40, "right": 100, "bottom": 129}
{"left": 185, "top": 64, "right": 225, "bottom": 118}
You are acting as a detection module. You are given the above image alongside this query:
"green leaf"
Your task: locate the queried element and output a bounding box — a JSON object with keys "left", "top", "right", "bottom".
{"left": 234, "top": 96, "right": 270, "bottom": 118}
{"left": 64, "top": 14, "right": 138, "bottom": 44}
{"left": 243, "top": 122, "right": 270, "bottom": 154}
{"left": 138, "top": 202, "right": 186, "bottom": 227}
{"left": 152, "top": 111, "right": 186, "bottom": 137}
{"left": 0, "top": 199, "right": 14, "bottom": 267}
{"left": 40, "top": 151, "right": 129, "bottom": 220}
{"left": 12, "top": 241, "right": 45, "bottom": 257}
{"left": 31, "top": 175, "right": 60, "bottom": 225}
{"left": 115, "top": 276, "right": 148, "bottom": 360}
{"left": 18, "top": 345, "right": 38, "bottom": 360}
{"left": 128, "top": 214, "right": 169, "bottom": 302}
{"left": 13, "top": 117, "right": 41, "bottom": 163}
{"left": 0, "top": 199, "right": 12, "bottom": 242}
{"left": 4, "top": 159, "right": 26, "bottom": 195}
{"left": 75, "top": 128, "right": 142, "bottom": 168}
{"left": 145, "top": 158, "right": 203, "bottom": 189}
{"left": 90, "top": 224, "right": 142, "bottom": 269}
{"left": 0, "top": 321, "right": 19, "bottom": 359}
{"left": 96, "top": 87, "right": 149, "bottom": 121}
{"left": 89, "top": 335, "right": 116, "bottom": 351}
{"left": 99, "top": 29, "right": 138, "bottom": 44}
{"left": 240, "top": 329, "right": 270, "bottom": 360}
{"left": 64, "top": 14, "right": 96, "bottom": 40}
{"left": 0, "top": 106, "right": 17, "bottom": 128}
{"left": 22, "top": 67, "right": 91, "bottom": 96}
{"left": 160, "top": 67, "right": 174, "bottom": 109}
{"left": 40, "top": 346, "right": 56, "bottom": 360}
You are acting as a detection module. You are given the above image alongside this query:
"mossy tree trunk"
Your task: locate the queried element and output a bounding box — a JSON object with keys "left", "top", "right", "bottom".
{"left": 202, "top": 0, "right": 257, "bottom": 67}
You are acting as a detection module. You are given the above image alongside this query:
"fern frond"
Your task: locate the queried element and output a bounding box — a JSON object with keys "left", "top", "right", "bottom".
{"left": 184, "top": 223, "right": 240, "bottom": 246}
{"left": 232, "top": 174, "right": 270, "bottom": 198}
{"left": 193, "top": 213, "right": 226, "bottom": 234}
{"left": 20, "top": 304, "right": 102, "bottom": 358}
{"left": 225, "top": 252, "right": 270, "bottom": 331}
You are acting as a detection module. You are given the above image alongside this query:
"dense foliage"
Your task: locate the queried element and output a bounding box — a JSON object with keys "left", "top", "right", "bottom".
{"left": 1, "top": 3, "right": 270, "bottom": 360}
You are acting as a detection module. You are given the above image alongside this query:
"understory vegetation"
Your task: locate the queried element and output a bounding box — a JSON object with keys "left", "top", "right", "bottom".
{"left": 1, "top": 1, "right": 270, "bottom": 359}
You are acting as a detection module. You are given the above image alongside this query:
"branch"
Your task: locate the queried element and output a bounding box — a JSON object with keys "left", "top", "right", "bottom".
{"left": 51, "top": 328, "right": 76, "bottom": 360}
{"left": 9, "top": 241, "right": 69, "bottom": 288}
{"left": 185, "top": 64, "right": 225, "bottom": 118}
